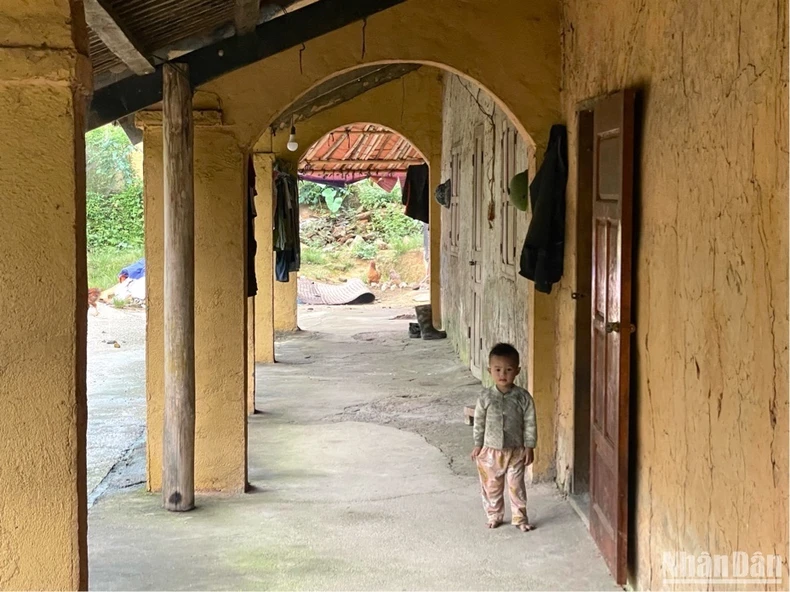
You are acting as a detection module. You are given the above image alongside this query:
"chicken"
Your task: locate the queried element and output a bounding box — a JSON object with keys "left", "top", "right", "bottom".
{"left": 367, "top": 261, "right": 381, "bottom": 285}
{"left": 389, "top": 269, "right": 402, "bottom": 284}
{"left": 88, "top": 287, "right": 102, "bottom": 316}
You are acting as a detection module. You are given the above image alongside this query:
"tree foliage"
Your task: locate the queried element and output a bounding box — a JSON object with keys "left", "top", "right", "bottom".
{"left": 85, "top": 125, "right": 144, "bottom": 250}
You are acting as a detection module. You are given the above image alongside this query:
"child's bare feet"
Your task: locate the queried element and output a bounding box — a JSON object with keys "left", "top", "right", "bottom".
{"left": 516, "top": 523, "right": 535, "bottom": 532}
{"left": 487, "top": 520, "right": 503, "bottom": 529}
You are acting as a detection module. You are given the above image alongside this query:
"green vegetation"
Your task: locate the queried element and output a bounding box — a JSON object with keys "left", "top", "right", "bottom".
{"left": 87, "top": 245, "right": 144, "bottom": 290}
{"left": 85, "top": 125, "right": 144, "bottom": 288}
{"left": 297, "top": 179, "right": 426, "bottom": 286}
{"left": 350, "top": 239, "right": 377, "bottom": 260}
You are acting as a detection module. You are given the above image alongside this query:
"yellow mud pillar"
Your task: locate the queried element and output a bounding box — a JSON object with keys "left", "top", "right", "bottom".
{"left": 253, "top": 153, "right": 276, "bottom": 362}
{"left": 247, "top": 296, "right": 256, "bottom": 413}
{"left": 527, "top": 286, "right": 558, "bottom": 480}
{"left": 0, "top": 1, "right": 90, "bottom": 588}
{"left": 140, "top": 111, "right": 248, "bottom": 492}
{"left": 274, "top": 275, "right": 299, "bottom": 331}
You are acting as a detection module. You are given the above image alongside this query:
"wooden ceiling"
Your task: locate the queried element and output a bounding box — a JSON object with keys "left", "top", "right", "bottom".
{"left": 299, "top": 124, "right": 424, "bottom": 180}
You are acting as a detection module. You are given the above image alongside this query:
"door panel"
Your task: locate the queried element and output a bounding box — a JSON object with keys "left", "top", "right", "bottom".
{"left": 589, "top": 89, "right": 635, "bottom": 586}
{"left": 470, "top": 125, "right": 485, "bottom": 373}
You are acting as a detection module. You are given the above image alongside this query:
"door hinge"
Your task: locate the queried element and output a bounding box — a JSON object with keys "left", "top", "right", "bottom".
{"left": 571, "top": 292, "right": 586, "bottom": 300}
{"left": 468, "top": 326, "right": 471, "bottom": 339}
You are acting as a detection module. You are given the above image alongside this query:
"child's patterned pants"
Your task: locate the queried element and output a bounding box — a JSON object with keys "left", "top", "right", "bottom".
{"left": 475, "top": 447, "right": 528, "bottom": 525}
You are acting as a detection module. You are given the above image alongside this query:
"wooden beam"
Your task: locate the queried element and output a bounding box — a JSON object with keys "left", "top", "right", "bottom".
{"left": 235, "top": 0, "right": 261, "bottom": 36}
{"left": 162, "top": 63, "right": 196, "bottom": 513}
{"left": 84, "top": 0, "right": 154, "bottom": 75}
{"left": 88, "top": 0, "right": 408, "bottom": 129}
{"left": 271, "top": 64, "right": 421, "bottom": 132}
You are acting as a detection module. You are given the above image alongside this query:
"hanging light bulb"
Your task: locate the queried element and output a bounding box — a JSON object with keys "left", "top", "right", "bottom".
{"left": 287, "top": 116, "right": 298, "bottom": 152}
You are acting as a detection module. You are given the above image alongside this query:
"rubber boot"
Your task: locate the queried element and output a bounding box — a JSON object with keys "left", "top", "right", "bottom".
{"left": 415, "top": 304, "right": 447, "bottom": 340}
{"left": 408, "top": 322, "right": 422, "bottom": 338}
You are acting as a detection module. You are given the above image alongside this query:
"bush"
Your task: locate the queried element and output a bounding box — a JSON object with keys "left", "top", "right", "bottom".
{"left": 298, "top": 181, "right": 349, "bottom": 213}
{"left": 86, "top": 181, "right": 144, "bottom": 250}
{"left": 370, "top": 202, "right": 423, "bottom": 244}
{"left": 351, "top": 239, "right": 378, "bottom": 260}
{"left": 85, "top": 125, "right": 144, "bottom": 251}
{"left": 354, "top": 179, "right": 401, "bottom": 209}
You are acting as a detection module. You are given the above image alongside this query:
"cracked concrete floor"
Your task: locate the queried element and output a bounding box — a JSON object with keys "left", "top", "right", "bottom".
{"left": 88, "top": 305, "right": 618, "bottom": 591}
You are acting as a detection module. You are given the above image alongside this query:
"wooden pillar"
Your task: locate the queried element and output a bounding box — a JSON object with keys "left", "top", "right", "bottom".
{"left": 162, "top": 63, "right": 196, "bottom": 512}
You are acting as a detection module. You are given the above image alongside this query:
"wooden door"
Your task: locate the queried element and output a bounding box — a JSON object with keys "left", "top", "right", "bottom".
{"left": 470, "top": 125, "right": 485, "bottom": 373}
{"left": 589, "top": 90, "right": 635, "bottom": 586}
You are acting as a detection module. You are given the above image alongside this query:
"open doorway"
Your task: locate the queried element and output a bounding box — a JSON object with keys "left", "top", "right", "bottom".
{"left": 84, "top": 123, "right": 148, "bottom": 507}
{"left": 571, "top": 92, "right": 637, "bottom": 587}
{"left": 291, "top": 123, "right": 432, "bottom": 317}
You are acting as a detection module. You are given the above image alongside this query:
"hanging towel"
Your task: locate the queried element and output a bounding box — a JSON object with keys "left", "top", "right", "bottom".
{"left": 518, "top": 124, "right": 567, "bottom": 294}
{"left": 403, "top": 163, "right": 430, "bottom": 223}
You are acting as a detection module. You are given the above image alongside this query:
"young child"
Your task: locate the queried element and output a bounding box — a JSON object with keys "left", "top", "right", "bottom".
{"left": 470, "top": 343, "right": 537, "bottom": 531}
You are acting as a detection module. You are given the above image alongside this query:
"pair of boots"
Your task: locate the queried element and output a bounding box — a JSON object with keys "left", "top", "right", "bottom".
{"left": 409, "top": 304, "right": 446, "bottom": 340}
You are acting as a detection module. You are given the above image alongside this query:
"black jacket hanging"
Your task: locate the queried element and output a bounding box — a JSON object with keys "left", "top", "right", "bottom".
{"left": 518, "top": 124, "right": 567, "bottom": 294}
{"left": 403, "top": 163, "right": 430, "bottom": 223}
{"left": 247, "top": 157, "right": 258, "bottom": 297}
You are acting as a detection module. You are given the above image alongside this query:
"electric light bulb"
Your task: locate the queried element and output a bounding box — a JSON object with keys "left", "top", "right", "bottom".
{"left": 287, "top": 125, "right": 298, "bottom": 152}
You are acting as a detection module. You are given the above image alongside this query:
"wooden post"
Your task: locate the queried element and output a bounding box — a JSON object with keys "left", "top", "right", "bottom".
{"left": 162, "top": 62, "right": 196, "bottom": 512}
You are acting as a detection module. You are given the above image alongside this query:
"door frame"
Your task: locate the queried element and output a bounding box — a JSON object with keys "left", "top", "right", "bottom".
{"left": 572, "top": 108, "right": 595, "bottom": 497}
{"left": 575, "top": 90, "right": 636, "bottom": 586}
{"left": 469, "top": 124, "right": 485, "bottom": 376}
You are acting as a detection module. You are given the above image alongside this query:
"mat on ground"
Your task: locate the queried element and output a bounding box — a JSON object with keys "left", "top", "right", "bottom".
{"left": 297, "top": 277, "right": 375, "bottom": 305}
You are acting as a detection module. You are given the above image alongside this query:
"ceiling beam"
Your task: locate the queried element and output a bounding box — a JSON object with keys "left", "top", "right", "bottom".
{"left": 88, "top": 0, "right": 409, "bottom": 130}
{"left": 271, "top": 64, "right": 420, "bottom": 132}
{"left": 84, "top": 0, "right": 154, "bottom": 76}
{"left": 235, "top": 0, "right": 261, "bottom": 36}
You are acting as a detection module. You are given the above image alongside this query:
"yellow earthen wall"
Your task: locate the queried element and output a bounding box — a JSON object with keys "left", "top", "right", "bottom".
{"left": 554, "top": 0, "right": 789, "bottom": 588}
{"left": 439, "top": 74, "right": 555, "bottom": 479}
{"left": 0, "top": 0, "right": 90, "bottom": 588}
{"left": 142, "top": 121, "right": 248, "bottom": 492}
{"left": 274, "top": 274, "right": 299, "bottom": 332}
{"left": 199, "top": 0, "right": 560, "bottom": 154}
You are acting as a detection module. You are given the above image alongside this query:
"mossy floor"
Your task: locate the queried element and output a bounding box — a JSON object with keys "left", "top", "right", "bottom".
{"left": 88, "top": 307, "right": 617, "bottom": 591}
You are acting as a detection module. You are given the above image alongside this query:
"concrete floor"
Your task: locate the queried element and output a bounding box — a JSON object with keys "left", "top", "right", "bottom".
{"left": 88, "top": 305, "right": 618, "bottom": 591}
{"left": 86, "top": 305, "right": 147, "bottom": 505}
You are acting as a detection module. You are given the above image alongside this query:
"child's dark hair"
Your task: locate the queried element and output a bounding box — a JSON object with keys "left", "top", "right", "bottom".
{"left": 489, "top": 343, "right": 520, "bottom": 365}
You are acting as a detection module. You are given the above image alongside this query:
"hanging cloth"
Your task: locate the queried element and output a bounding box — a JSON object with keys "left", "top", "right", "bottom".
{"left": 403, "top": 163, "right": 430, "bottom": 223}
{"left": 247, "top": 156, "right": 258, "bottom": 297}
{"left": 518, "top": 124, "right": 568, "bottom": 294}
{"left": 273, "top": 164, "right": 301, "bottom": 282}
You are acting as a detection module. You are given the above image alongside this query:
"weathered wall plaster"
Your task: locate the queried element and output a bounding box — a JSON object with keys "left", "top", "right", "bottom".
{"left": 0, "top": 0, "right": 90, "bottom": 588}
{"left": 141, "top": 117, "right": 248, "bottom": 493}
{"left": 439, "top": 74, "right": 556, "bottom": 479}
{"left": 197, "top": 0, "right": 561, "bottom": 155}
{"left": 256, "top": 67, "right": 445, "bottom": 333}
{"left": 555, "top": 0, "right": 789, "bottom": 588}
